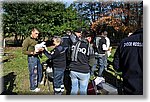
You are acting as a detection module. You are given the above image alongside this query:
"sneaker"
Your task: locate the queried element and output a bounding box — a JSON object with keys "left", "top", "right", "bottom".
{"left": 39, "top": 81, "right": 44, "bottom": 85}
{"left": 61, "top": 85, "right": 64, "bottom": 93}
{"left": 30, "top": 88, "right": 40, "bottom": 92}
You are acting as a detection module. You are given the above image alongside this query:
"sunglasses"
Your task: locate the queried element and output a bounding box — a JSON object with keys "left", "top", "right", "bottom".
{"left": 35, "top": 33, "right": 39, "bottom": 34}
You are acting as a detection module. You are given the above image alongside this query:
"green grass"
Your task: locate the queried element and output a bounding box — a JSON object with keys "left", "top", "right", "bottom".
{"left": 107, "top": 48, "right": 123, "bottom": 80}
{"left": 2, "top": 47, "right": 53, "bottom": 95}
{"left": 107, "top": 48, "right": 116, "bottom": 62}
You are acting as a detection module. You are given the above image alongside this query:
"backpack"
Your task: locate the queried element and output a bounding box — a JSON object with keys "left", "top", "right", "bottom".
{"left": 87, "top": 79, "right": 97, "bottom": 95}
{"left": 96, "top": 36, "right": 106, "bottom": 54}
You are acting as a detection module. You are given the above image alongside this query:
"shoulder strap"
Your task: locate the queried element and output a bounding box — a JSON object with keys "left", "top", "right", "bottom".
{"left": 71, "top": 41, "right": 81, "bottom": 61}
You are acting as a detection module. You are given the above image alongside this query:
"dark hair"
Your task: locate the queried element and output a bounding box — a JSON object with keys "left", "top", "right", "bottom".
{"left": 74, "top": 28, "right": 82, "bottom": 33}
{"left": 31, "top": 28, "right": 39, "bottom": 32}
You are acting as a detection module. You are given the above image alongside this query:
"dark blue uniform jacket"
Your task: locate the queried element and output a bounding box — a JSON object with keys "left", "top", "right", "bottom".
{"left": 113, "top": 28, "right": 143, "bottom": 94}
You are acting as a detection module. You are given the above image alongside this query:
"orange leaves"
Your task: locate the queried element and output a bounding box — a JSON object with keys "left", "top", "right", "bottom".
{"left": 91, "top": 16, "right": 126, "bottom": 32}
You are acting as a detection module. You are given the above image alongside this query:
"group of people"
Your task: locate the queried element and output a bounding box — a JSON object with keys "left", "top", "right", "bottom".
{"left": 22, "top": 27, "right": 143, "bottom": 95}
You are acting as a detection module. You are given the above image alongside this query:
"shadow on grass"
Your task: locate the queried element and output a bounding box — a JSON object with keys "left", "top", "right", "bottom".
{"left": 1, "top": 53, "right": 15, "bottom": 64}
{"left": 1, "top": 72, "right": 17, "bottom": 95}
{"left": 103, "top": 60, "right": 124, "bottom": 95}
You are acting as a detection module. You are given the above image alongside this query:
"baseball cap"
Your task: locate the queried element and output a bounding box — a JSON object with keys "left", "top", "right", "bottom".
{"left": 74, "top": 28, "right": 82, "bottom": 33}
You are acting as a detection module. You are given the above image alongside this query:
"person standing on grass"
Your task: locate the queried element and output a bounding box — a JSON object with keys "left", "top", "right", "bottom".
{"left": 94, "top": 31, "right": 107, "bottom": 77}
{"left": 61, "top": 29, "right": 72, "bottom": 95}
{"left": 103, "top": 31, "right": 111, "bottom": 70}
{"left": 22, "top": 28, "right": 43, "bottom": 92}
{"left": 69, "top": 28, "right": 90, "bottom": 95}
{"left": 41, "top": 36, "right": 66, "bottom": 95}
{"left": 83, "top": 31, "right": 96, "bottom": 77}
{"left": 113, "top": 28, "right": 143, "bottom": 95}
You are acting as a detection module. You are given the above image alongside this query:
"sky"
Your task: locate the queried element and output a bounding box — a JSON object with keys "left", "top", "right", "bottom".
{"left": 62, "top": 0, "right": 74, "bottom": 4}
{"left": 62, "top": 0, "right": 74, "bottom": 7}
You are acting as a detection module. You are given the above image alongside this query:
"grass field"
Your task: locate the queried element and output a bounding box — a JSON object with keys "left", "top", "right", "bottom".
{"left": 2, "top": 47, "right": 53, "bottom": 95}
{"left": 1, "top": 46, "right": 121, "bottom": 95}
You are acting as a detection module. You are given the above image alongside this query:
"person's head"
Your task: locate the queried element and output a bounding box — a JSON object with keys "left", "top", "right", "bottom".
{"left": 97, "top": 30, "right": 103, "bottom": 36}
{"left": 85, "top": 35, "right": 92, "bottom": 43}
{"left": 74, "top": 28, "right": 82, "bottom": 38}
{"left": 31, "top": 28, "right": 40, "bottom": 39}
{"left": 103, "top": 31, "right": 108, "bottom": 37}
{"left": 66, "top": 30, "right": 72, "bottom": 35}
{"left": 84, "top": 30, "right": 93, "bottom": 43}
{"left": 52, "top": 36, "right": 62, "bottom": 46}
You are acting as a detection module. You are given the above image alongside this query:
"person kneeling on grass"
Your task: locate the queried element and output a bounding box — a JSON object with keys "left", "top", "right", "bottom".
{"left": 40, "top": 36, "right": 66, "bottom": 95}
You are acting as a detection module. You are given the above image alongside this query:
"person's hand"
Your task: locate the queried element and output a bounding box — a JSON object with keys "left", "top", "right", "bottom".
{"left": 37, "top": 48, "right": 45, "bottom": 52}
{"left": 31, "top": 51, "right": 38, "bottom": 55}
{"left": 31, "top": 48, "right": 44, "bottom": 55}
{"left": 50, "top": 45, "right": 55, "bottom": 49}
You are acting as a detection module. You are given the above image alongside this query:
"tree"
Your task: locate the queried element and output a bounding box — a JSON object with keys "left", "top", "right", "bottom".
{"left": 2, "top": 1, "right": 81, "bottom": 45}
{"left": 3, "top": 1, "right": 143, "bottom": 45}
{"left": 89, "top": 0, "right": 143, "bottom": 44}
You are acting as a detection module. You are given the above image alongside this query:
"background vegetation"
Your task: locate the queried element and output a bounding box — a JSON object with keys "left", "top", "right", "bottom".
{"left": 2, "top": 0, "right": 143, "bottom": 46}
